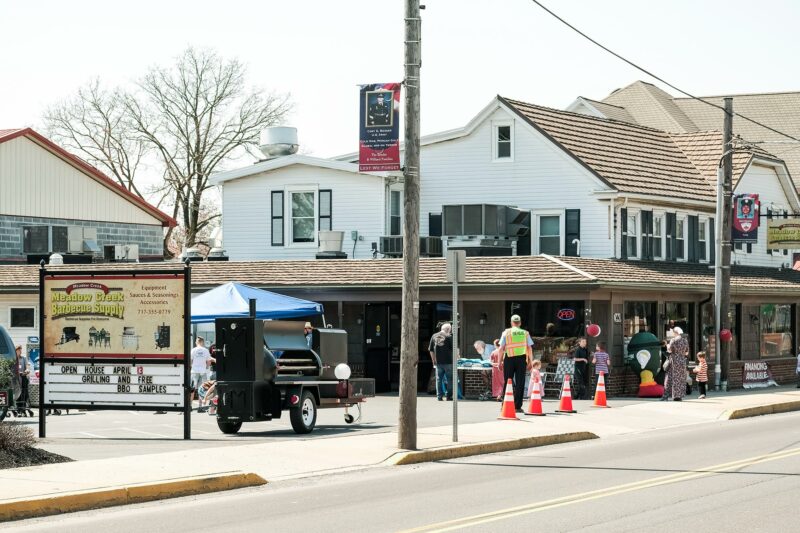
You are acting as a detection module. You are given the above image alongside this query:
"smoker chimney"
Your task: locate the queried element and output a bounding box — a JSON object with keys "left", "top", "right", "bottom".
{"left": 259, "top": 127, "right": 299, "bottom": 159}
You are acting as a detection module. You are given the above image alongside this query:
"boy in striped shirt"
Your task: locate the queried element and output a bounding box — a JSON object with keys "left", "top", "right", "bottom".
{"left": 592, "top": 341, "right": 610, "bottom": 396}
{"left": 693, "top": 351, "right": 709, "bottom": 399}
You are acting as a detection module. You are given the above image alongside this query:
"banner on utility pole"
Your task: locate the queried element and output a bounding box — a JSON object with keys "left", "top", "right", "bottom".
{"left": 732, "top": 193, "right": 760, "bottom": 243}
{"left": 358, "top": 83, "right": 401, "bottom": 172}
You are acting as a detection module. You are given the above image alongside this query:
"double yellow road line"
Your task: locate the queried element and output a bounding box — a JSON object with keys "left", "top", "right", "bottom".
{"left": 401, "top": 446, "right": 800, "bottom": 532}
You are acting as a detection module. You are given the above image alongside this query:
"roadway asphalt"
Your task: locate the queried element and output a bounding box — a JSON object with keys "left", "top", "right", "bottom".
{"left": 7, "top": 407, "right": 799, "bottom": 532}
{"left": 25, "top": 393, "right": 652, "bottom": 460}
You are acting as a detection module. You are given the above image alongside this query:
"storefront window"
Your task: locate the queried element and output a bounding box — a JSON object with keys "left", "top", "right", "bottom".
{"left": 665, "top": 302, "right": 692, "bottom": 348}
{"left": 623, "top": 301, "right": 657, "bottom": 338}
{"left": 759, "top": 304, "right": 794, "bottom": 357}
{"left": 508, "top": 301, "right": 584, "bottom": 338}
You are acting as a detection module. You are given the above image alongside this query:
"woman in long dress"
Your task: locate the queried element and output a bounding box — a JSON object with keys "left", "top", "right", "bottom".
{"left": 489, "top": 339, "right": 504, "bottom": 400}
{"left": 666, "top": 328, "right": 689, "bottom": 401}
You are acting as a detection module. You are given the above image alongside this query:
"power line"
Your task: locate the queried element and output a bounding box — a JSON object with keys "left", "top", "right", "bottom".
{"left": 530, "top": 0, "right": 800, "bottom": 144}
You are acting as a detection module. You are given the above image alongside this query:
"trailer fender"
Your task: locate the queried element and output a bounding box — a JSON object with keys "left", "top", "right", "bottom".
{"left": 284, "top": 385, "right": 320, "bottom": 409}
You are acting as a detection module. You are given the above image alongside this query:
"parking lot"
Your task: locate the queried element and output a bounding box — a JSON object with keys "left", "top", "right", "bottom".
{"left": 14, "top": 394, "right": 651, "bottom": 461}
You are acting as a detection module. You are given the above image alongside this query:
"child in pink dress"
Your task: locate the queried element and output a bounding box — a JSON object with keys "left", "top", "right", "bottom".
{"left": 490, "top": 339, "right": 504, "bottom": 400}
{"left": 528, "top": 359, "right": 543, "bottom": 399}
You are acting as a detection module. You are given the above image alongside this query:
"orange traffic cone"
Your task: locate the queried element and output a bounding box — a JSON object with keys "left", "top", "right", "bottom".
{"left": 525, "top": 374, "right": 545, "bottom": 416}
{"left": 593, "top": 371, "right": 609, "bottom": 408}
{"left": 498, "top": 379, "right": 519, "bottom": 420}
{"left": 556, "top": 375, "right": 577, "bottom": 414}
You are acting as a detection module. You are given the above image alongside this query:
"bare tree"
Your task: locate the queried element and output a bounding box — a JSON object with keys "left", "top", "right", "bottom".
{"left": 42, "top": 48, "right": 291, "bottom": 254}
{"left": 44, "top": 79, "right": 147, "bottom": 197}
{"left": 124, "top": 47, "right": 291, "bottom": 247}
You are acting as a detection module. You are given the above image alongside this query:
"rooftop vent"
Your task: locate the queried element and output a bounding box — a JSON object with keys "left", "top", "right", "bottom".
{"left": 259, "top": 127, "right": 299, "bottom": 159}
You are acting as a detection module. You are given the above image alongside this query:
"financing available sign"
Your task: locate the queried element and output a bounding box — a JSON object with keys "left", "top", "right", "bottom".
{"left": 742, "top": 361, "right": 778, "bottom": 389}
{"left": 767, "top": 219, "right": 800, "bottom": 249}
{"left": 43, "top": 274, "right": 185, "bottom": 359}
{"left": 358, "top": 83, "right": 401, "bottom": 172}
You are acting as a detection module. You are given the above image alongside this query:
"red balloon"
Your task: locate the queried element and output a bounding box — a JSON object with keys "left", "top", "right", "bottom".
{"left": 586, "top": 323, "right": 601, "bottom": 337}
{"left": 720, "top": 329, "right": 733, "bottom": 342}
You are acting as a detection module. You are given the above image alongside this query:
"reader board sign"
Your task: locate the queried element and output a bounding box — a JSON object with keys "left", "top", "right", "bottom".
{"left": 44, "top": 363, "right": 184, "bottom": 408}
{"left": 43, "top": 274, "right": 185, "bottom": 360}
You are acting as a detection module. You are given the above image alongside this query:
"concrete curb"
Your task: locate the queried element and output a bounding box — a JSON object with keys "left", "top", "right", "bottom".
{"left": 390, "top": 431, "right": 598, "bottom": 466}
{"left": 0, "top": 472, "right": 266, "bottom": 522}
{"left": 724, "top": 400, "right": 800, "bottom": 420}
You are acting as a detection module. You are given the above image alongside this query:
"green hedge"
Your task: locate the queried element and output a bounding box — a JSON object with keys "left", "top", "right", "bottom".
{"left": 0, "top": 359, "right": 13, "bottom": 391}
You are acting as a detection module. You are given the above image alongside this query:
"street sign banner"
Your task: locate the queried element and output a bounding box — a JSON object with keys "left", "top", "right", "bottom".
{"left": 358, "top": 83, "right": 401, "bottom": 172}
{"left": 732, "top": 193, "right": 760, "bottom": 243}
{"left": 767, "top": 219, "right": 800, "bottom": 249}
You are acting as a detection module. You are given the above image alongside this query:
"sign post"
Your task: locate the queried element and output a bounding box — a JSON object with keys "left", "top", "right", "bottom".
{"left": 39, "top": 265, "right": 190, "bottom": 439}
{"left": 446, "top": 249, "right": 466, "bottom": 442}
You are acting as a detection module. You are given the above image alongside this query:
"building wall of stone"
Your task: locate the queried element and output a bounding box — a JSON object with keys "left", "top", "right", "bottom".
{"left": 0, "top": 214, "right": 163, "bottom": 260}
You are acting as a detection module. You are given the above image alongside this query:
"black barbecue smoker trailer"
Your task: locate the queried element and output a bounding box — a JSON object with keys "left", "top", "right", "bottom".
{"left": 212, "top": 315, "right": 375, "bottom": 435}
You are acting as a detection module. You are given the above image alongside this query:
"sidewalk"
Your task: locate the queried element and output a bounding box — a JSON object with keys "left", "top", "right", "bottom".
{"left": 1, "top": 387, "right": 799, "bottom": 520}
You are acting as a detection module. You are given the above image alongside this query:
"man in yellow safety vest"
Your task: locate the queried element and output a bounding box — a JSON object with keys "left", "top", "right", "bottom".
{"left": 498, "top": 314, "right": 534, "bottom": 411}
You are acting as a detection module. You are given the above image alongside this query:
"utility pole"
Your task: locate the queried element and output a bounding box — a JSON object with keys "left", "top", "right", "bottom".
{"left": 719, "top": 97, "right": 734, "bottom": 390}
{"left": 398, "top": 0, "right": 421, "bottom": 450}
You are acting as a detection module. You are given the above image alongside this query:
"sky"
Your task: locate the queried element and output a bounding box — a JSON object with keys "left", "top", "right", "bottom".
{"left": 2, "top": 0, "right": 800, "bottom": 176}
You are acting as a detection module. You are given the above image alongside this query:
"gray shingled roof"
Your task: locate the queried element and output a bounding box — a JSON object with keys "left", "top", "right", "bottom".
{"left": 3, "top": 257, "right": 800, "bottom": 295}
{"left": 502, "top": 97, "right": 715, "bottom": 202}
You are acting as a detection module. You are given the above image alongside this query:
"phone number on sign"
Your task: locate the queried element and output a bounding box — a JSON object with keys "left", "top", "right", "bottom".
{"left": 137, "top": 309, "right": 172, "bottom": 315}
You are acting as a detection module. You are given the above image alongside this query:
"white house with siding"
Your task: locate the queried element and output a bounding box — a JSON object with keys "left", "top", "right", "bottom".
{"left": 211, "top": 155, "right": 388, "bottom": 260}
{"left": 214, "top": 96, "right": 800, "bottom": 269}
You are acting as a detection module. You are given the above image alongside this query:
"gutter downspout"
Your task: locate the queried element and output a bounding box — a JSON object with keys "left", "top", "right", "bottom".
{"left": 610, "top": 197, "right": 626, "bottom": 258}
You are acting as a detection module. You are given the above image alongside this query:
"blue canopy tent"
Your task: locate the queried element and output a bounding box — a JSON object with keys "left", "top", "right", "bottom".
{"left": 191, "top": 282, "right": 323, "bottom": 324}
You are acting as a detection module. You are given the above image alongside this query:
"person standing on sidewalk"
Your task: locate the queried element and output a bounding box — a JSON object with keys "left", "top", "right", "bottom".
{"left": 796, "top": 352, "right": 800, "bottom": 388}
{"left": 693, "top": 351, "right": 709, "bottom": 399}
{"left": 591, "top": 341, "right": 610, "bottom": 398}
{"left": 191, "top": 337, "right": 215, "bottom": 405}
{"left": 571, "top": 337, "right": 590, "bottom": 400}
{"left": 428, "top": 323, "right": 453, "bottom": 401}
{"left": 498, "top": 315, "right": 533, "bottom": 412}
{"left": 665, "top": 327, "right": 689, "bottom": 401}
{"left": 489, "top": 339, "right": 504, "bottom": 401}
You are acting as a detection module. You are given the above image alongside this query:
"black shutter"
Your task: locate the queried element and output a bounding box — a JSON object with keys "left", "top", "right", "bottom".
{"left": 271, "top": 191, "right": 284, "bottom": 246}
{"left": 709, "top": 217, "right": 715, "bottom": 265}
{"left": 688, "top": 215, "right": 698, "bottom": 263}
{"left": 641, "top": 211, "right": 653, "bottom": 260}
{"left": 429, "top": 213, "right": 442, "bottom": 237}
{"left": 666, "top": 212, "right": 676, "bottom": 261}
{"left": 767, "top": 208, "right": 773, "bottom": 255}
{"left": 620, "top": 208, "right": 628, "bottom": 260}
{"left": 565, "top": 209, "right": 581, "bottom": 256}
{"left": 319, "top": 189, "right": 332, "bottom": 231}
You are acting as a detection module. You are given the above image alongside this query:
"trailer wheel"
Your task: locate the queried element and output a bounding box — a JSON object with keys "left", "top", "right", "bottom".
{"left": 217, "top": 419, "right": 242, "bottom": 434}
{"left": 344, "top": 413, "right": 355, "bottom": 424}
{"left": 290, "top": 390, "right": 317, "bottom": 434}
